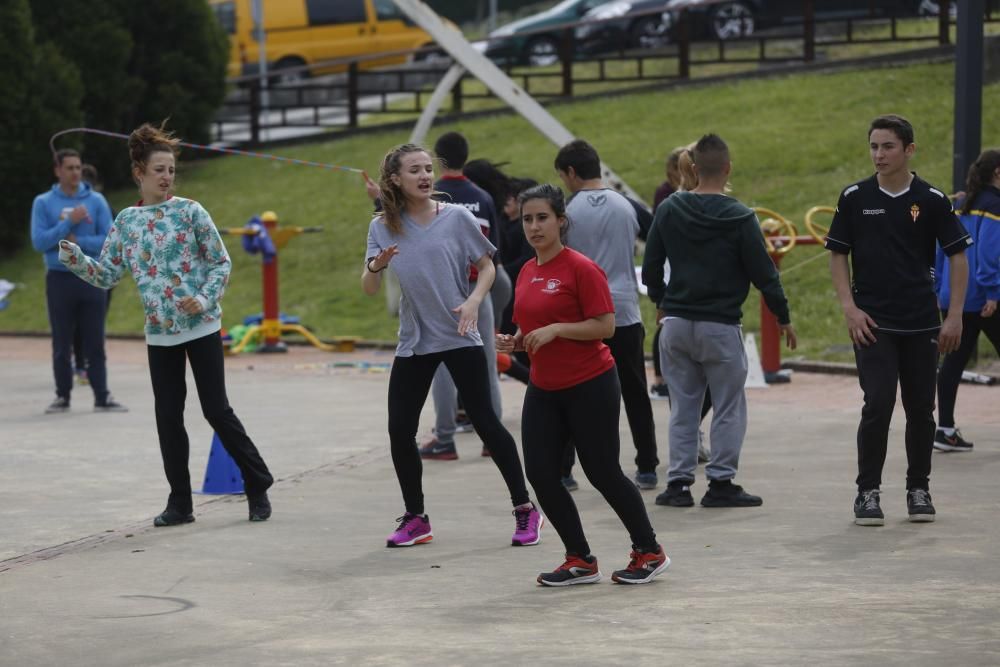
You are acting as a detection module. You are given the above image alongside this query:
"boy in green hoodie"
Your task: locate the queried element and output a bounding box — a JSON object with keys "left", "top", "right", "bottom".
{"left": 642, "top": 133, "right": 796, "bottom": 508}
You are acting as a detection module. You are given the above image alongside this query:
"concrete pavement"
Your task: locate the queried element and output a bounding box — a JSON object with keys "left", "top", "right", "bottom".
{"left": 1, "top": 337, "right": 999, "bottom": 666}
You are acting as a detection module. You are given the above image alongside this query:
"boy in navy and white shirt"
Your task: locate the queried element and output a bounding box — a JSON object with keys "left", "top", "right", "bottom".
{"left": 826, "top": 114, "right": 970, "bottom": 526}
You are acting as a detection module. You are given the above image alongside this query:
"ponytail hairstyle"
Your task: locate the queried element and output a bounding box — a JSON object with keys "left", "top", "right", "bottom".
{"left": 666, "top": 146, "right": 685, "bottom": 190}
{"left": 518, "top": 183, "right": 570, "bottom": 243}
{"left": 962, "top": 149, "right": 1000, "bottom": 216}
{"left": 128, "top": 121, "right": 180, "bottom": 179}
{"left": 377, "top": 143, "right": 432, "bottom": 235}
{"left": 677, "top": 142, "right": 697, "bottom": 191}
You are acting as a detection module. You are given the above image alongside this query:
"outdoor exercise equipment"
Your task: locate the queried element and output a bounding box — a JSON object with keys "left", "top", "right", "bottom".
{"left": 221, "top": 211, "right": 356, "bottom": 353}
{"left": 752, "top": 207, "right": 825, "bottom": 383}
{"left": 804, "top": 206, "right": 834, "bottom": 245}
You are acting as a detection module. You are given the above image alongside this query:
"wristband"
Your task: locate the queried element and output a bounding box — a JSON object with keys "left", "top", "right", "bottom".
{"left": 367, "top": 258, "right": 386, "bottom": 273}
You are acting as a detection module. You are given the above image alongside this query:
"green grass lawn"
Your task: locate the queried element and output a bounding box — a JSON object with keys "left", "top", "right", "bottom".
{"left": 3, "top": 59, "right": 999, "bottom": 365}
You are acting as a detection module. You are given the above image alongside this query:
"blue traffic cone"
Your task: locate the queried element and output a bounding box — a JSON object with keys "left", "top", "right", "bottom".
{"left": 201, "top": 433, "right": 245, "bottom": 494}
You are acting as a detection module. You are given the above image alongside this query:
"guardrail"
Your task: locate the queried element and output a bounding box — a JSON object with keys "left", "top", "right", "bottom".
{"left": 211, "top": 0, "right": 996, "bottom": 146}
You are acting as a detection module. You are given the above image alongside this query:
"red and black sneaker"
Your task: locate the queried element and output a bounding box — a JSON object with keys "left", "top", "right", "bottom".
{"left": 611, "top": 546, "right": 670, "bottom": 584}
{"left": 537, "top": 554, "right": 601, "bottom": 587}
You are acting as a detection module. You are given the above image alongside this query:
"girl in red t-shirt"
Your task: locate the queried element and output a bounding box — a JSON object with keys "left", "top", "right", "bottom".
{"left": 497, "top": 184, "right": 669, "bottom": 586}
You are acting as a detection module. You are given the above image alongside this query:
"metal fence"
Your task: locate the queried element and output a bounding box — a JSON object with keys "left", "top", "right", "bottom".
{"left": 211, "top": 0, "right": 996, "bottom": 146}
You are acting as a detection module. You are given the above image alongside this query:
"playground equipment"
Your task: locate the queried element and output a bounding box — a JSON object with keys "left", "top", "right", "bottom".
{"left": 221, "top": 211, "right": 356, "bottom": 353}
{"left": 804, "top": 206, "right": 835, "bottom": 245}
{"left": 753, "top": 206, "right": 830, "bottom": 383}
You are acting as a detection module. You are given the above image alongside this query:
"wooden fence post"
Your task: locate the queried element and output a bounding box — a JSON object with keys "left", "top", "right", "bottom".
{"left": 804, "top": 0, "right": 815, "bottom": 62}
{"left": 678, "top": 10, "right": 691, "bottom": 79}
{"left": 561, "top": 27, "right": 574, "bottom": 97}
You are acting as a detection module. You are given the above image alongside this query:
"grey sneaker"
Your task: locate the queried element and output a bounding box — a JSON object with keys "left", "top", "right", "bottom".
{"left": 854, "top": 489, "right": 884, "bottom": 526}
{"left": 45, "top": 396, "right": 70, "bottom": 414}
{"left": 634, "top": 471, "right": 658, "bottom": 490}
{"left": 94, "top": 396, "right": 129, "bottom": 413}
{"left": 906, "top": 488, "right": 936, "bottom": 523}
{"left": 561, "top": 475, "right": 579, "bottom": 492}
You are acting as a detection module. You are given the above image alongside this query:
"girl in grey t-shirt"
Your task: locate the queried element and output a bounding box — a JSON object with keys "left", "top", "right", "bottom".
{"left": 361, "top": 144, "right": 542, "bottom": 549}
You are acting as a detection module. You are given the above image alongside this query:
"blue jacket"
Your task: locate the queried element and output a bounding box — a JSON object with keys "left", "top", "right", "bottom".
{"left": 31, "top": 182, "right": 112, "bottom": 272}
{"left": 936, "top": 185, "right": 1000, "bottom": 311}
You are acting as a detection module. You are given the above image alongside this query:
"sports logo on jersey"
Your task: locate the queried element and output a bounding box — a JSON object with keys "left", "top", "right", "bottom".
{"left": 542, "top": 278, "right": 562, "bottom": 294}
{"left": 586, "top": 193, "right": 607, "bottom": 207}
{"left": 910, "top": 204, "right": 920, "bottom": 222}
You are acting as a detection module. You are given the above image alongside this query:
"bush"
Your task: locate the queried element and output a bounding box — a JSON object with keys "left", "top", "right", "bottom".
{"left": 0, "top": 0, "right": 82, "bottom": 256}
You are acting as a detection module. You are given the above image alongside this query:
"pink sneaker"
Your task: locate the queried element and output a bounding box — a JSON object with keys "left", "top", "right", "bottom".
{"left": 386, "top": 512, "right": 433, "bottom": 548}
{"left": 512, "top": 504, "right": 544, "bottom": 546}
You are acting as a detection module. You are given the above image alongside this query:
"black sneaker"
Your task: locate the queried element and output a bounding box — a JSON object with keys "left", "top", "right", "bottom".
{"left": 94, "top": 396, "right": 129, "bottom": 413}
{"left": 454, "top": 410, "right": 474, "bottom": 433}
{"left": 248, "top": 491, "right": 272, "bottom": 522}
{"left": 906, "top": 488, "right": 936, "bottom": 523}
{"left": 45, "top": 396, "right": 70, "bottom": 414}
{"left": 700, "top": 480, "right": 763, "bottom": 507}
{"left": 854, "top": 489, "right": 884, "bottom": 526}
{"left": 655, "top": 481, "right": 695, "bottom": 507}
{"left": 537, "top": 554, "right": 601, "bottom": 587}
{"left": 561, "top": 475, "right": 579, "bottom": 492}
{"left": 933, "top": 428, "right": 973, "bottom": 452}
{"left": 153, "top": 507, "right": 195, "bottom": 527}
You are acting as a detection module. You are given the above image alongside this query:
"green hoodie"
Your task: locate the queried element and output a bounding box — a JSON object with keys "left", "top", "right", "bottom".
{"left": 642, "top": 192, "right": 790, "bottom": 325}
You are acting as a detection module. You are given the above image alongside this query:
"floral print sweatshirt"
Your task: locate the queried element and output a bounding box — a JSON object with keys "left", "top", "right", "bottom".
{"left": 59, "top": 196, "right": 230, "bottom": 346}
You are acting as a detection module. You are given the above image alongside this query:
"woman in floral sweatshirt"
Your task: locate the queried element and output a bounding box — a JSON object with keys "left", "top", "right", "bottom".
{"left": 59, "top": 123, "right": 273, "bottom": 528}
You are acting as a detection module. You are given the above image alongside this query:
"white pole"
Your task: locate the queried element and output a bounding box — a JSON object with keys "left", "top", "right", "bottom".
{"left": 251, "top": 0, "right": 269, "bottom": 141}
{"left": 488, "top": 0, "right": 498, "bottom": 32}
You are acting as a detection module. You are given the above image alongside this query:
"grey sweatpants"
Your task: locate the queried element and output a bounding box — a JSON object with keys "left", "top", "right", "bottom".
{"left": 431, "top": 289, "right": 501, "bottom": 443}
{"left": 659, "top": 318, "right": 748, "bottom": 483}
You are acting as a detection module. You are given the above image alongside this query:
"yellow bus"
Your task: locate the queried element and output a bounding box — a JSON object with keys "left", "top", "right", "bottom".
{"left": 209, "top": 0, "right": 446, "bottom": 81}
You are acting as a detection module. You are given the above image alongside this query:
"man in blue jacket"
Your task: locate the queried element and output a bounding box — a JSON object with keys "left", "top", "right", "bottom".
{"left": 30, "top": 149, "right": 126, "bottom": 414}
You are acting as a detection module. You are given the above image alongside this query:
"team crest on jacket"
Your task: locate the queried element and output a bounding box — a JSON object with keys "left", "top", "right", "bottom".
{"left": 910, "top": 204, "right": 920, "bottom": 222}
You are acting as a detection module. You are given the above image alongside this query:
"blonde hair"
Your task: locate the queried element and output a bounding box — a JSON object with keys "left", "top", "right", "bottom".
{"left": 666, "top": 146, "right": 686, "bottom": 190}
{"left": 377, "top": 143, "right": 432, "bottom": 235}
{"left": 678, "top": 143, "right": 698, "bottom": 191}
{"left": 129, "top": 121, "right": 180, "bottom": 174}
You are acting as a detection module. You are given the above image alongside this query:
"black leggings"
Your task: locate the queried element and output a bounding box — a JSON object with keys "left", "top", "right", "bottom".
{"left": 523, "top": 367, "right": 658, "bottom": 556}
{"left": 937, "top": 310, "right": 1000, "bottom": 427}
{"left": 147, "top": 332, "right": 273, "bottom": 513}
{"left": 388, "top": 346, "right": 529, "bottom": 515}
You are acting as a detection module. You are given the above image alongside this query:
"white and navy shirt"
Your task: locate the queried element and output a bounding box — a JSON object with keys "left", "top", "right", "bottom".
{"left": 825, "top": 173, "right": 971, "bottom": 333}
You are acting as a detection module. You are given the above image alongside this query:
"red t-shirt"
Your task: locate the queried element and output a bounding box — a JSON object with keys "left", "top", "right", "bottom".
{"left": 514, "top": 247, "right": 615, "bottom": 390}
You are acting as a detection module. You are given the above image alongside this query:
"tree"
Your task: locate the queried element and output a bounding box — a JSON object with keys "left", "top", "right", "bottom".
{"left": 29, "top": 0, "right": 228, "bottom": 188}
{"left": 0, "top": 0, "right": 82, "bottom": 255}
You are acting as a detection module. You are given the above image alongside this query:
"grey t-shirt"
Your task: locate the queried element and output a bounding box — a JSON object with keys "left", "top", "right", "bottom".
{"left": 565, "top": 188, "right": 641, "bottom": 326}
{"left": 367, "top": 203, "right": 496, "bottom": 356}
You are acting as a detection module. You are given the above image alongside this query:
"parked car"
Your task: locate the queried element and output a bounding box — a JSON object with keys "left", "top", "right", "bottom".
{"left": 485, "top": 0, "right": 613, "bottom": 66}
{"left": 209, "top": 0, "right": 448, "bottom": 82}
{"left": 660, "top": 0, "right": 947, "bottom": 43}
{"left": 574, "top": 1, "right": 675, "bottom": 53}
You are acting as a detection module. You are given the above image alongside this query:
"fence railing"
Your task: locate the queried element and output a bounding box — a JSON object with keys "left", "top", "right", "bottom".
{"left": 211, "top": 0, "right": 996, "bottom": 146}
